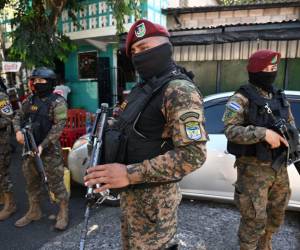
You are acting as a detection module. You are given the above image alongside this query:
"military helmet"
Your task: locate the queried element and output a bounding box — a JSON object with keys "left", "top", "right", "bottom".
{"left": 30, "top": 67, "right": 56, "bottom": 80}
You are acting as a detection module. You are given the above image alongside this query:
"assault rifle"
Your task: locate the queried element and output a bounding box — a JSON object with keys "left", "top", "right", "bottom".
{"left": 79, "top": 103, "right": 112, "bottom": 250}
{"left": 264, "top": 103, "right": 300, "bottom": 174}
{"left": 22, "top": 124, "right": 52, "bottom": 201}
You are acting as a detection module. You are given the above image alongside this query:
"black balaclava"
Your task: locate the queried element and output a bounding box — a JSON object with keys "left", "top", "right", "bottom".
{"left": 34, "top": 81, "right": 54, "bottom": 98}
{"left": 131, "top": 42, "right": 175, "bottom": 80}
{"left": 248, "top": 71, "right": 277, "bottom": 93}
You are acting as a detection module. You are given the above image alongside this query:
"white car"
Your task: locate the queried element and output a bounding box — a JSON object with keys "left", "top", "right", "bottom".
{"left": 68, "top": 91, "right": 300, "bottom": 210}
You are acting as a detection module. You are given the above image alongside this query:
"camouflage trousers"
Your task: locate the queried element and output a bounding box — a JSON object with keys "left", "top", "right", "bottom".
{"left": 22, "top": 142, "right": 68, "bottom": 203}
{"left": 234, "top": 156, "right": 290, "bottom": 250}
{"left": 120, "top": 183, "right": 181, "bottom": 250}
{"left": 0, "top": 143, "right": 13, "bottom": 193}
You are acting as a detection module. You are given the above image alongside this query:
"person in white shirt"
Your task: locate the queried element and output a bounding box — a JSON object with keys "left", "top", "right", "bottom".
{"left": 53, "top": 80, "right": 71, "bottom": 101}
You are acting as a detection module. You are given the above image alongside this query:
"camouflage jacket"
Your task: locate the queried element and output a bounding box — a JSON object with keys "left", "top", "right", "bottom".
{"left": 126, "top": 79, "right": 208, "bottom": 184}
{"left": 0, "top": 91, "right": 13, "bottom": 143}
{"left": 223, "top": 84, "right": 295, "bottom": 146}
{"left": 13, "top": 93, "right": 67, "bottom": 148}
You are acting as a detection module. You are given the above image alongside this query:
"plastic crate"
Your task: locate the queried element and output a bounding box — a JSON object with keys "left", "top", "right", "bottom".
{"left": 60, "top": 127, "right": 87, "bottom": 148}
{"left": 60, "top": 130, "right": 77, "bottom": 148}
{"left": 65, "top": 109, "right": 86, "bottom": 129}
{"left": 59, "top": 109, "right": 88, "bottom": 148}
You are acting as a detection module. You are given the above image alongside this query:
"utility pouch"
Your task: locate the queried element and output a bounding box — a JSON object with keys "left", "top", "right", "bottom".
{"left": 256, "top": 142, "right": 272, "bottom": 162}
{"left": 271, "top": 146, "right": 288, "bottom": 171}
{"left": 104, "top": 128, "right": 128, "bottom": 164}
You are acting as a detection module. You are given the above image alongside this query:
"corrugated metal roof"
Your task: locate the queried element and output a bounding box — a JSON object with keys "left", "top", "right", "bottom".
{"left": 162, "top": 1, "right": 300, "bottom": 14}
{"left": 217, "top": 0, "right": 300, "bottom": 5}
{"left": 169, "top": 21, "right": 300, "bottom": 48}
{"left": 168, "top": 19, "right": 300, "bottom": 32}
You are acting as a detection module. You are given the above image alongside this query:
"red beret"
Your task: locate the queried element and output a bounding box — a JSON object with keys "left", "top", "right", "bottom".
{"left": 247, "top": 50, "right": 281, "bottom": 73}
{"left": 125, "top": 19, "right": 170, "bottom": 57}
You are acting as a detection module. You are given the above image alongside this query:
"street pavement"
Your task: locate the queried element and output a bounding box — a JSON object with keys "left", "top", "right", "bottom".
{"left": 41, "top": 200, "right": 300, "bottom": 250}
{"left": 0, "top": 143, "right": 87, "bottom": 250}
{"left": 2, "top": 143, "right": 300, "bottom": 250}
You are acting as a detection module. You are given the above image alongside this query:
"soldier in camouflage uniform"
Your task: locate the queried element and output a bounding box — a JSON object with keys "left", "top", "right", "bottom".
{"left": 0, "top": 83, "right": 16, "bottom": 220}
{"left": 13, "top": 67, "right": 69, "bottom": 230}
{"left": 223, "top": 50, "right": 295, "bottom": 250}
{"left": 84, "top": 19, "right": 207, "bottom": 250}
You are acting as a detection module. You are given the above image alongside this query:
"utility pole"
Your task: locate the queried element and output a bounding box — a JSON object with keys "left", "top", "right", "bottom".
{"left": 0, "top": 24, "right": 7, "bottom": 84}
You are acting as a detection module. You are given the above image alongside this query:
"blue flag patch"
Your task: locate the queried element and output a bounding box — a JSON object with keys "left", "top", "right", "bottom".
{"left": 227, "top": 101, "right": 241, "bottom": 112}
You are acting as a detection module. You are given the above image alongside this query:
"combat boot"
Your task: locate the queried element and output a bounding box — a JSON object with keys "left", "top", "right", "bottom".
{"left": 54, "top": 200, "right": 69, "bottom": 230}
{"left": 0, "top": 192, "right": 17, "bottom": 220}
{"left": 15, "top": 198, "right": 42, "bottom": 227}
{"left": 257, "top": 231, "right": 273, "bottom": 250}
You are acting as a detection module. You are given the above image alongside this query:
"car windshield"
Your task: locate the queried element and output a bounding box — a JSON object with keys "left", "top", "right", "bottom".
{"left": 290, "top": 100, "right": 300, "bottom": 130}
{"left": 204, "top": 95, "right": 300, "bottom": 134}
{"left": 204, "top": 100, "right": 226, "bottom": 134}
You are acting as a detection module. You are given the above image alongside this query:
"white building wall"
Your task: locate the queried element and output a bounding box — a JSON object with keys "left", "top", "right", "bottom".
{"left": 168, "top": 0, "right": 218, "bottom": 7}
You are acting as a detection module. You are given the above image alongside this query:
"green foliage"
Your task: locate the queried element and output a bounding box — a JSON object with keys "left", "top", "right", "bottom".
{"left": 1, "top": 0, "right": 79, "bottom": 68}
{"left": 0, "top": 0, "right": 10, "bottom": 10}
{"left": 0, "top": 0, "right": 144, "bottom": 67}
{"left": 106, "top": 0, "right": 144, "bottom": 34}
{"left": 9, "top": 14, "right": 75, "bottom": 67}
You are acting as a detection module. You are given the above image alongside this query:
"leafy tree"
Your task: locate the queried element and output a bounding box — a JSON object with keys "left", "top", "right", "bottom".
{"left": 106, "top": 0, "right": 144, "bottom": 34}
{"left": 0, "top": 0, "right": 143, "bottom": 68}
{"left": 0, "top": 0, "right": 81, "bottom": 67}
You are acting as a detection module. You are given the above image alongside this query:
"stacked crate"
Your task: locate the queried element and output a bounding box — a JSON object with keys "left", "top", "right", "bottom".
{"left": 60, "top": 109, "right": 87, "bottom": 148}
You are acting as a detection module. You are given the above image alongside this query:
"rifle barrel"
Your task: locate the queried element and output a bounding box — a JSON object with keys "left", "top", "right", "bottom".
{"left": 22, "top": 126, "right": 52, "bottom": 202}
{"left": 79, "top": 103, "right": 109, "bottom": 250}
{"left": 79, "top": 206, "right": 91, "bottom": 250}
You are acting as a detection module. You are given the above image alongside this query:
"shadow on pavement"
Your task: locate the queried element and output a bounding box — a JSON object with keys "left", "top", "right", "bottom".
{"left": 0, "top": 139, "right": 87, "bottom": 250}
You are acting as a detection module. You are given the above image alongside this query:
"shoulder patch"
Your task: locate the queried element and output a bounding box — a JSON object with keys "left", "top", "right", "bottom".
{"left": 0, "top": 99, "right": 13, "bottom": 116}
{"left": 120, "top": 100, "right": 128, "bottom": 111}
{"left": 227, "top": 101, "right": 242, "bottom": 112}
{"left": 180, "top": 111, "right": 200, "bottom": 121}
{"left": 185, "top": 121, "right": 202, "bottom": 140}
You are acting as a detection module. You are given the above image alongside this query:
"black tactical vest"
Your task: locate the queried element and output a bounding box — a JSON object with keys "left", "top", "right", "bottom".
{"left": 23, "top": 93, "right": 59, "bottom": 145}
{"left": 227, "top": 84, "right": 289, "bottom": 162}
{"left": 106, "top": 67, "right": 194, "bottom": 165}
